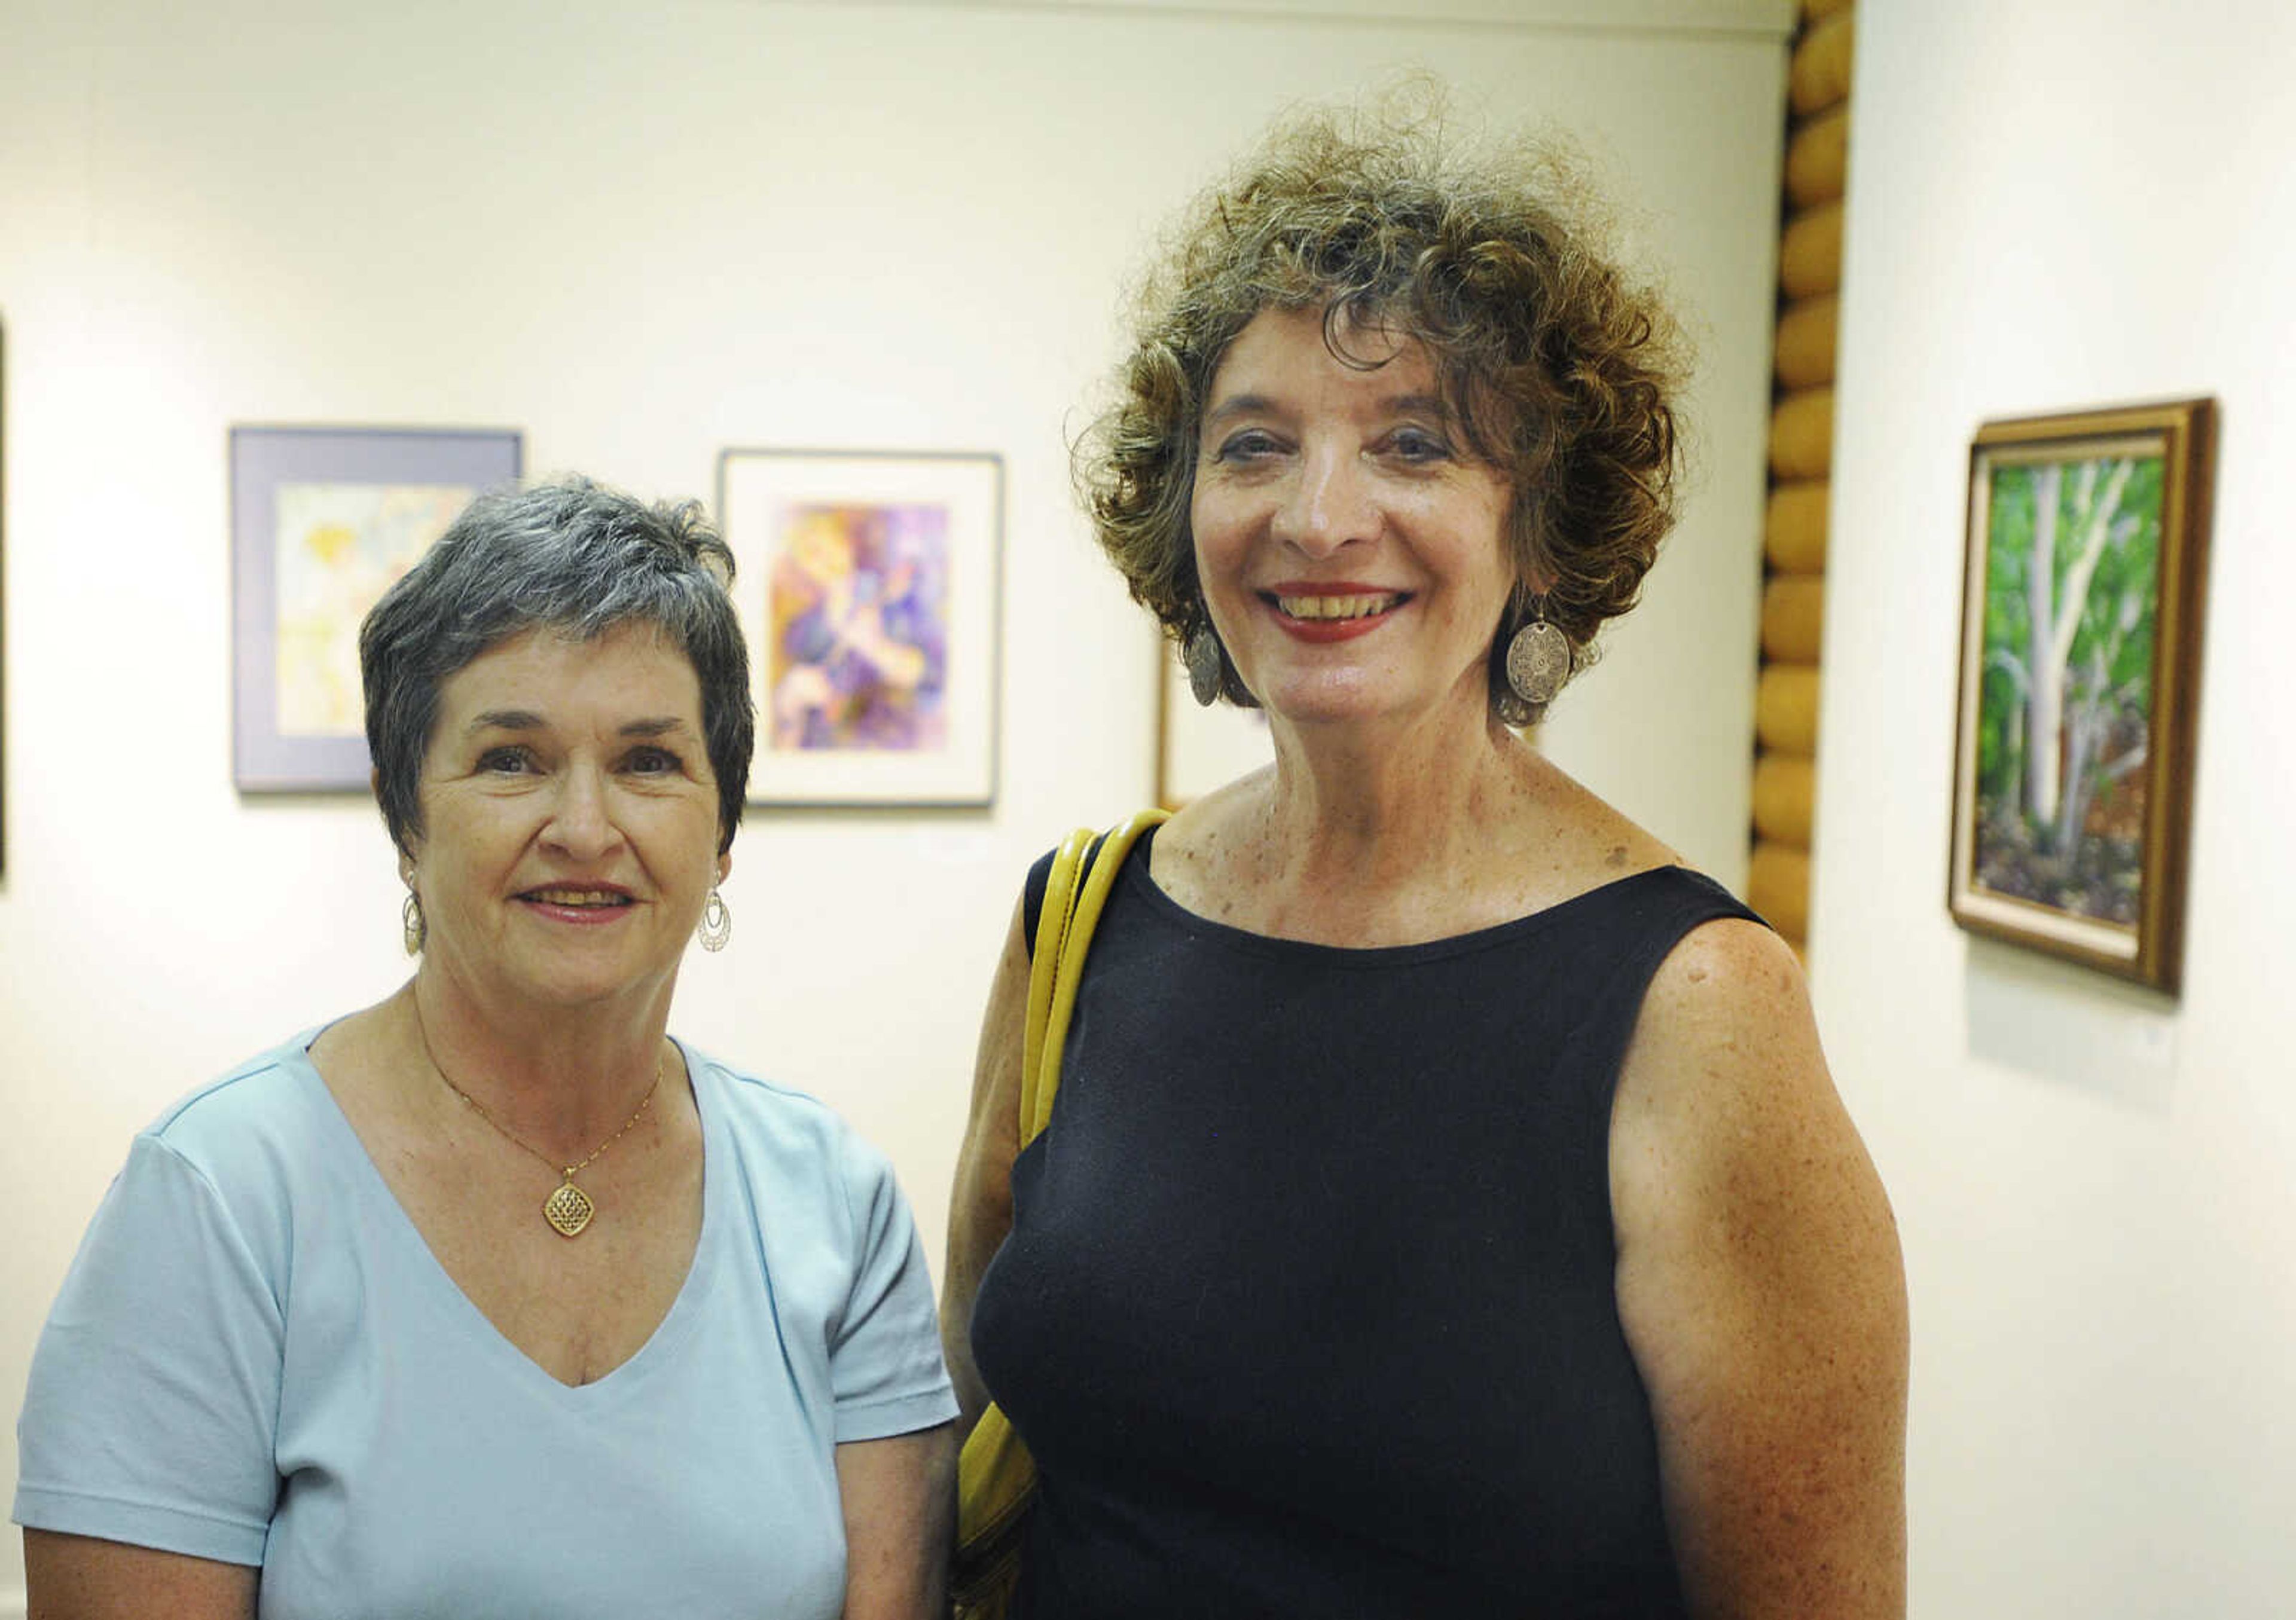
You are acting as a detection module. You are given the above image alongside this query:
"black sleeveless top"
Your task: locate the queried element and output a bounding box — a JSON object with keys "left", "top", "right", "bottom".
{"left": 970, "top": 828, "right": 1763, "bottom": 1618}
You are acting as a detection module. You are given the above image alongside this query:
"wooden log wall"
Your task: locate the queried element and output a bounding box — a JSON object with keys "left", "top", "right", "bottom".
{"left": 1748, "top": 0, "right": 1854, "bottom": 950}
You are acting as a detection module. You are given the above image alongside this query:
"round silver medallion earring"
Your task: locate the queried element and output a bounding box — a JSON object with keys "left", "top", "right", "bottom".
{"left": 1504, "top": 597, "right": 1573, "bottom": 710}
{"left": 1184, "top": 621, "right": 1228, "bottom": 708}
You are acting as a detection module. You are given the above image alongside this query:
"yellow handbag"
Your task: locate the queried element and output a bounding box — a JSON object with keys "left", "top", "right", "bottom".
{"left": 951, "top": 809, "right": 1169, "bottom": 1620}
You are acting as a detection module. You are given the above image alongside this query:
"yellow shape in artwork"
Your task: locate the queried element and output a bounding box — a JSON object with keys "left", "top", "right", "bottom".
{"left": 275, "top": 482, "right": 475, "bottom": 736}
{"left": 303, "top": 522, "right": 358, "bottom": 569}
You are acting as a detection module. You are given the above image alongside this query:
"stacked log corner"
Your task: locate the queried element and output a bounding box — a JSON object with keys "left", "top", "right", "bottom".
{"left": 1750, "top": 0, "right": 1853, "bottom": 951}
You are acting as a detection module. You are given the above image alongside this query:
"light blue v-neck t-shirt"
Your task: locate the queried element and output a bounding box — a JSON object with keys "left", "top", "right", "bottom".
{"left": 14, "top": 1031, "right": 957, "bottom": 1619}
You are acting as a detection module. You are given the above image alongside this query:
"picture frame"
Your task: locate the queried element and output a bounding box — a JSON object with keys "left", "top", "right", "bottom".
{"left": 718, "top": 448, "right": 1002, "bottom": 808}
{"left": 1947, "top": 398, "right": 2215, "bottom": 992}
{"left": 1, "top": 316, "right": 9, "bottom": 881}
{"left": 231, "top": 425, "right": 523, "bottom": 791}
{"left": 1155, "top": 643, "right": 1274, "bottom": 809}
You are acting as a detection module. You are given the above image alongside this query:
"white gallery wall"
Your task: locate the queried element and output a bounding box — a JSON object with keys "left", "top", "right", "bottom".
{"left": 0, "top": 0, "right": 1791, "bottom": 1602}
{"left": 1819, "top": 1, "right": 2296, "bottom": 1613}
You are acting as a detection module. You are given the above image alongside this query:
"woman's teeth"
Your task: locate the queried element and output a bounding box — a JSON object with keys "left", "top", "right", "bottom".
{"left": 526, "top": 888, "right": 627, "bottom": 907}
{"left": 1274, "top": 592, "right": 1402, "bottom": 621}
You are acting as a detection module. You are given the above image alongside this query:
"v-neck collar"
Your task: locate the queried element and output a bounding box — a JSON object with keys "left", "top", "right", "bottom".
{"left": 286, "top": 1026, "right": 722, "bottom": 1402}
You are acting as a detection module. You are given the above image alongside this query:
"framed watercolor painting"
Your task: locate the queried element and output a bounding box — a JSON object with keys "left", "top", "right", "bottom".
{"left": 1947, "top": 398, "right": 2215, "bottom": 992}
{"left": 718, "top": 448, "right": 1002, "bottom": 807}
{"left": 231, "top": 425, "right": 522, "bottom": 791}
{"left": 1155, "top": 645, "right": 1274, "bottom": 809}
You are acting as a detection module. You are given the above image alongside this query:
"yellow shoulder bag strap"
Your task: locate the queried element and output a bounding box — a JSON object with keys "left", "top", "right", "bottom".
{"left": 952, "top": 807, "right": 1170, "bottom": 1619}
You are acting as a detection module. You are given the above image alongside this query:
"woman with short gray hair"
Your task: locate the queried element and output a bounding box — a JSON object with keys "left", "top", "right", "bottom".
{"left": 16, "top": 478, "right": 958, "bottom": 1618}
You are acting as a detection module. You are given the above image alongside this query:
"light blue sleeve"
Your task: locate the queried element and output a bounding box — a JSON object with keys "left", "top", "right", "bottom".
{"left": 827, "top": 1132, "right": 958, "bottom": 1444}
{"left": 13, "top": 1135, "right": 282, "bottom": 1565}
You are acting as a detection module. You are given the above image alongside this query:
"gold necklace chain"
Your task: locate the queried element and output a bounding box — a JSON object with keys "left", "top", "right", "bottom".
{"left": 414, "top": 1003, "right": 664, "bottom": 1239}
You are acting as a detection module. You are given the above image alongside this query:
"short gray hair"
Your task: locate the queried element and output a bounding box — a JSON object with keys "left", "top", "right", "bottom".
{"left": 360, "top": 477, "right": 753, "bottom": 857}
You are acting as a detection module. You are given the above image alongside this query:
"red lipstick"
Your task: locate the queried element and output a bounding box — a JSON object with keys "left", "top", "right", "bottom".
{"left": 1259, "top": 583, "right": 1409, "bottom": 644}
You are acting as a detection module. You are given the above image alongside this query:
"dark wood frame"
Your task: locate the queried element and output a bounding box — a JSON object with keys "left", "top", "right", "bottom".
{"left": 1947, "top": 398, "right": 2215, "bottom": 992}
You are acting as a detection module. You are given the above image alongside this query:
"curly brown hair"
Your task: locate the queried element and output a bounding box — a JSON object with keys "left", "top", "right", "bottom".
{"left": 1074, "top": 90, "right": 1688, "bottom": 716}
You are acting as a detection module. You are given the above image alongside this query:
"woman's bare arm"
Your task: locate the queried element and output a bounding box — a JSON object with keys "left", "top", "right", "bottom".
{"left": 836, "top": 1426, "right": 957, "bottom": 1620}
{"left": 25, "top": 1530, "right": 257, "bottom": 1620}
{"left": 1611, "top": 919, "right": 1910, "bottom": 1619}
{"left": 940, "top": 895, "right": 1030, "bottom": 1437}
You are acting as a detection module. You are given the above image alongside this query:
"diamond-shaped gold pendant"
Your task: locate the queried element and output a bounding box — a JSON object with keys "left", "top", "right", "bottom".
{"left": 543, "top": 1179, "right": 596, "bottom": 1237}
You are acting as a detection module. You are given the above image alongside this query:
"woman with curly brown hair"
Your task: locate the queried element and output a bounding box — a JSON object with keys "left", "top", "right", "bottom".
{"left": 945, "top": 95, "right": 1907, "bottom": 1619}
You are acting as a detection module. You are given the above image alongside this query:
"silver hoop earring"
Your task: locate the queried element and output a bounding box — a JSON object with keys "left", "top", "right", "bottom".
{"left": 1184, "top": 622, "right": 1227, "bottom": 708}
{"left": 1504, "top": 598, "right": 1574, "bottom": 710}
{"left": 402, "top": 892, "right": 426, "bottom": 956}
{"left": 698, "top": 888, "right": 732, "bottom": 952}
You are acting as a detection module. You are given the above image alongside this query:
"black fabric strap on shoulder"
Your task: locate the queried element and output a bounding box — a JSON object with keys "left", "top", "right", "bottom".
{"left": 1021, "top": 847, "right": 1057, "bottom": 959}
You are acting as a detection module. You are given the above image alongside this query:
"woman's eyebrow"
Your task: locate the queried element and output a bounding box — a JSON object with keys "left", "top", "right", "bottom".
{"left": 619, "top": 717, "right": 693, "bottom": 738}
{"left": 1204, "top": 390, "right": 1451, "bottom": 430}
{"left": 464, "top": 712, "right": 692, "bottom": 737}
{"left": 1201, "top": 393, "right": 1277, "bottom": 432}
{"left": 466, "top": 708, "right": 545, "bottom": 734}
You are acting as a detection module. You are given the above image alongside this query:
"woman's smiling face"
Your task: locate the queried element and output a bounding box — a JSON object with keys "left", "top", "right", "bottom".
{"left": 1189, "top": 306, "right": 1518, "bottom": 736}
{"left": 404, "top": 619, "right": 729, "bottom": 1017}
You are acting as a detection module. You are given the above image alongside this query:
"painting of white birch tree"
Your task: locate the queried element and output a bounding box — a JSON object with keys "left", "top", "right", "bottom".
{"left": 1949, "top": 397, "right": 2213, "bottom": 993}
{"left": 1972, "top": 451, "right": 2162, "bottom": 923}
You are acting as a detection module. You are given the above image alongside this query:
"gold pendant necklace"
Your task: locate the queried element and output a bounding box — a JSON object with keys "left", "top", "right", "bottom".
{"left": 414, "top": 1005, "right": 663, "bottom": 1238}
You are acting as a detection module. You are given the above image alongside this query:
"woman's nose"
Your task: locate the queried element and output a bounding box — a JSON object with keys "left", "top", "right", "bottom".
{"left": 1271, "top": 444, "right": 1376, "bottom": 558}
{"left": 542, "top": 765, "right": 621, "bottom": 859}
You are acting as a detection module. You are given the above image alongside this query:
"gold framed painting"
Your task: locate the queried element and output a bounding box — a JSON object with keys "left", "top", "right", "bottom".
{"left": 1947, "top": 398, "right": 2215, "bottom": 992}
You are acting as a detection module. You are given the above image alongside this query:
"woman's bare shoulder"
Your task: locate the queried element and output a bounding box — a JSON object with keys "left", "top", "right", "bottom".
{"left": 1611, "top": 917, "right": 1842, "bottom": 1209}
{"left": 1491, "top": 753, "right": 1686, "bottom": 903}
{"left": 1155, "top": 769, "right": 1269, "bottom": 848}
{"left": 1146, "top": 769, "right": 1272, "bottom": 919}
{"left": 1608, "top": 917, "right": 1909, "bottom": 1618}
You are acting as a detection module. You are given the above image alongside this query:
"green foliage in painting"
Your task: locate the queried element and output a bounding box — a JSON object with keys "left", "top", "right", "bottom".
{"left": 1971, "top": 451, "right": 2160, "bottom": 921}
